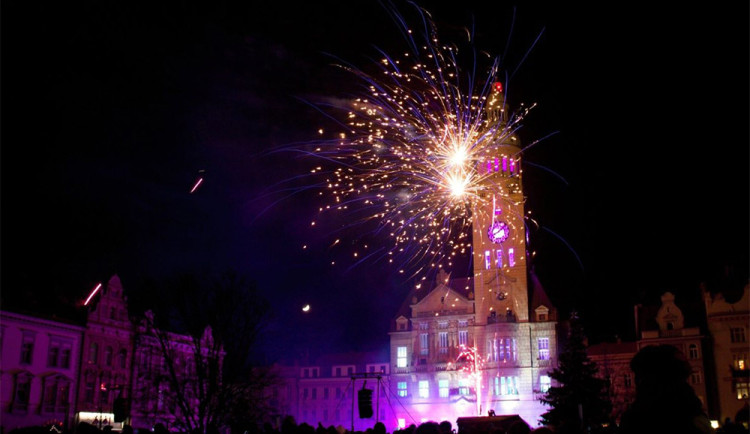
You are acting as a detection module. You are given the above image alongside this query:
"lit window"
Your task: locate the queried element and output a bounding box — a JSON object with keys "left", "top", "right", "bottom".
{"left": 508, "top": 248, "right": 515, "bottom": 267}
{"left": 419, "top": 323, "right": 429, "bottom": 330}
{"left": 496, "top": 376, "right": 518, "bottom": 395}
{"left": 420, "top": 333, "right": 429, "bottom": 356}
{"left": 397, "top": 346, "right": 407, "bottom": 368}
{"left": 538, "top": 338, "right": 550, "bottom": 361}
{"left": 501, "top": 156, "right": 508, "bottom": 172}
{"left": 439, "top": 380, "right": 449, "bottom": 398}
{"left": 458, "top": 330, "right": 468, "bottom": 346}
{"left": 509, "top": 159, "right": 516, "bottom": 174}
{"left": 439, "top": 332, "right": 448, "bottom": 354}
{"left": 398, "top": 381, "right": 408, "bottom": 397}
{"left": 418, "top": 380, "right": 429, "bottom": 398}
{"left": 484, "top": 250, "right": 491, "bottom": 270}
{"left": 458, "top": 378, "right": 470, "bottom": 395}
{"left": 735, "top": 381, "right": 749, "bottom": 400}
{"left": 486, "top": 160, "right": 492, "bottom": 174}
{"left": 731, "top": 328, "right": 746, "bottom": 343}
{"left": 734, "top": 353, "right": 747, "bottom": 370}
{"left": 540, "top": 375, "right": 551, "bottom": 393}
{"left": 496, "top": 249, "right": 503, "bottom": 268}
{"left": 494, "top": 157, "right": 499, "bottom": 172}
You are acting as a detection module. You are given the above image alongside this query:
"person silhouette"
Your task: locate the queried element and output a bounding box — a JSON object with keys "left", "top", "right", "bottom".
{"left": 619, "top": 344, "right": 714, "bottom": 434}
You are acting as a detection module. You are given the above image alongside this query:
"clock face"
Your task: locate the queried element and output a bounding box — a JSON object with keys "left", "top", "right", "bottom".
{"left": 488, "top": 221, "right": 510, "bottom": 244}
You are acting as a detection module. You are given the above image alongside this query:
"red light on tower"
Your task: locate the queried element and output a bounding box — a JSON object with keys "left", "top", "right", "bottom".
{"left": 493, "top": 82, "right": 503, "bottom": 93}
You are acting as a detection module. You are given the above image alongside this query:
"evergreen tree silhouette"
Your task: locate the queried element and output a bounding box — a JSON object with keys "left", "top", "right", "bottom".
{"left": 539, "top": 312, "right": 612, "bottom": 433}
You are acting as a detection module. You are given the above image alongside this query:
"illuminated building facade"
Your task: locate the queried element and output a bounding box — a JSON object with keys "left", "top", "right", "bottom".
{"left": 265, "top": 352, "right": 395, "bottom": 432}
{"left": 586, "top": 341, "right": 637, "bottom": 425}
{"left": 129, "top": 312, "right": 221, "bottom": 431}
{"left": 703, "top": 283, "right": 749, "bottom": 424}
{"left": 75, "top": 275, "right": 134, "bottom": 431}
{"left": 387, "top": 84, "right": 559, "bottom": 429}
{"left": 0, "top": 311, "right": 85, "bottom": 431}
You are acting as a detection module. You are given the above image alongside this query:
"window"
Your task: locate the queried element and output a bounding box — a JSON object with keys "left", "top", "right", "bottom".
{"left": 104, "top": 346, "right": 113, "bottom": 366}
{"left": 538, "top": 338, "right": 550, "bottom": 360}
{"left": 540, "top": 375, "right": 551, "bottom": 393}
{"left": 312, "top": 388, "right": 317, "bottom": 400}
{"left": 324, "top": 387, "right": 329, "bottom": 399}
{"left": 84, "top": 381, "right": 95, "bottom": 403}
{"left": 398, "top": 419, "right": 406, "bottom": 430}
{"left": 418, "top": 380, "right": 429, "bottom": 398}
{"left": 118, "top": 349, "right": 127, "bottom": 369}
{"left": 735, "top": 381, "right": 749, "bottom": 399}
{"left": 458, "top": 378, "right": 470, "bottom": 395}
{"left": 731, "top": 328, "right": 746, "bottom": 343}
{"left": 48, "top": 343, "right": 60, "bottom": 367}
{"left": 496, "top": 249, "right": 503, "bottom": 268}
{"left": 336, "top": 388, "right": 341, "bottom": 399}
{"left": 691, "top": 372, "right": 702, "bottom": 384}
{"left": 323, "top": 409, "right": 329, "bottom": 421}
{"left": 12, "top": 373, "right": 32, "bottom": 412}
{"left": 624, "top": 373, "right": 632, "bottom": 388}
{"left": 397, "top": 346, "right": 408, "bottom": 368}
{"left": 438, "top": 379, "right": 449, "bottom": 397}
{"left": 495, "top": 376, "right": 518, "bottom": 395}
{"left": 484, "top": 250, "right": 491, "bottom": 270}
{"left": 88, "top": 343, "right": 98, "bottom": 364}
{"left": 419, "top": 323, "right": 429, "bottom": 330}
{"left": 397, "top": 382, "right": 408, "bottom": 397}
{"left": 334, "top": 367, "right": 341, "bottom": 376}
{"left": 688, "top": 344, "right": 699, "bottom": 359}
{"left": 20, "top": 333, "right": 35, "bottom": 365}
{"left": 42, "top": 375, "right": 71, "bottom": 413}
{"left": 439, "top": 332, "right": 448, "bottom": 354}
{"left": 347, "top": 367, "right": 353, "bottom": 376}
{"left": 458, "top": 330, "right": 468, "bottom": 346}
{"left": 733, "top": 353, "right": 747, "bottom": 370}
{"left": 508, "top": 248, "right": 515, "bottom": 267}
{"left": 458, "top": 320, "right": 468, "bottom": 327}
{"left": 303, "top": 388, "right": 308, "bottom": 399}
{"left": 420, "top": 333, "right": 429, "bottom": 355}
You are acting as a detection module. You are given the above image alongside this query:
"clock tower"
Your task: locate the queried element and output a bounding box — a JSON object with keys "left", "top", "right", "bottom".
{"left": 472, "top": 82, "right": 529, "bottom": 324}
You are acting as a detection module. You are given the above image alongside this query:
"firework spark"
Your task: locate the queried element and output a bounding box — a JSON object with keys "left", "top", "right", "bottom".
{"left": 457, "top": 344, "right": 484, "bottom": 415}
{"left": 304, "top": 4, "right": 537, "bottom": 277}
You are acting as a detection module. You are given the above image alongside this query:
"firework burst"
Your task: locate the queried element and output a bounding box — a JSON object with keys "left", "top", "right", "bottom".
{"left": 305, "top": 4, "right": 537, "bottom": 277}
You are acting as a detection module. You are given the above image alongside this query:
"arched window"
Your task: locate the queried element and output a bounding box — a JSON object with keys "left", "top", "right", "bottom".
{"left": 88, "top": 343, "right": 98, "bottom": 364}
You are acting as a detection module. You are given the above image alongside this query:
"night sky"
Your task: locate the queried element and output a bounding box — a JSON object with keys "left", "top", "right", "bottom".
{"left": 2, "top": 1, "right": 748, "bottom": 363}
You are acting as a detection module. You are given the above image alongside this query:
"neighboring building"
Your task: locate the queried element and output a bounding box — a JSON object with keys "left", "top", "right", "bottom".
{"left": 0, "top": 310, "right": 85, "bottom": 431}
{"left": 0, "top": 274, "right": 221, "bottom": 433}
{"left": 586, "top": 341, "right": 637, "bottom": 424}
{"left": 130, "top": 311, "right": 222, "bottom": 431}
{"left": 704, "top": 282, "right": 750, "bottom": 424}
{"left": 75, "top": 275, "right": 135, "bottom": 431}
{"left": 637, "top": 292, "right": 709, "bottom": 407}
{"left": 387, "top": 84, "right": 558, "bottom": 430}
{"left": 267, "top": 352, "right": 393, "bottom": 432}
